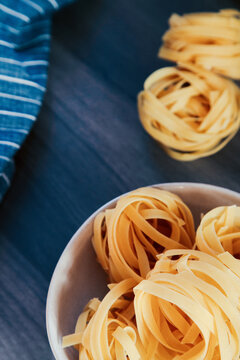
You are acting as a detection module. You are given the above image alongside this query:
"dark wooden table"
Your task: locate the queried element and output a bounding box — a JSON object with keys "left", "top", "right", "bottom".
{"left": 0, "top": 0, "right": 239, "bottom": 358}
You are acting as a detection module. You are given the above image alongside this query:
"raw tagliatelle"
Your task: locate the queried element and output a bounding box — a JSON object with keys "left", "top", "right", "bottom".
{"left": 63, "top": 249, "right": 240, "bottom": 359}
{"left": 62, "top": 187, "right": 240, "bottom": 359}
{"left": 92, "top": 187, "right": 195, "bottom": 282}
{"left": 138, "top": 63, "right": 240, "bottom": 161}
{"left": 196, "top": 205, "right": 240, "bottom": 257}
{"left": 62, "top": 278, "right": 143, "bottom": 360}
{"left": 134, "top": 249, "right": 240, "bottom": 360}
{"left": 159, "top": 9, "right": 240, "bottom": 79}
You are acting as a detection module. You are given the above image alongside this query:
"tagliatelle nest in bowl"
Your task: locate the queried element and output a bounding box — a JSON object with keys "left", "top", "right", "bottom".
{"left": 92, "top": 187, "right": 195, "bottom": 282}
{"left": 62, "top": 278, "right": 142, "bottom": 360}
{"left": 63, "top": 249, "right": 240, "bottom": 359}
{"left": 159, "top": 9, "right": 240, "bottom": 79}
{"left": 196, "top": 205, "right": 240, "bottom": 257}
{"left": 60, "top": 185, "right": 240, "bottom": 359}
{"left": 138, "top": 63, "right": 240, "bottom": 161}
{"left": 134, "top": 249, "right": 240, "bottom": 359}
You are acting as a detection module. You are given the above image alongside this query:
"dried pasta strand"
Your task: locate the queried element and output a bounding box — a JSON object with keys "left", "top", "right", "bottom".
{"left": 62, "top": 278, "right": 143, "bottom": 359}
{"left": 92, "top": 186, "right": 195, "bottom": 282}
{"left": 63, "top": 249, "right": 240, "bottom": 359}
{"left": 134, "top": 249, "right": 240, "bottom": 359}
{"left": 138, "top": 64, "right": 240, "bottom": 161}
{"left": 63, "top": 190, "right": 240, "bottom": 359}
{"left": 196, "top": 205, "right": 240, "bottom": 257}
{"left": 159, "top": 9, "right": 240, "bottom": 79}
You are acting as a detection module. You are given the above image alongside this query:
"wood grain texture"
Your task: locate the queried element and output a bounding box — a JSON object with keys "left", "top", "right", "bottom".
{"left": 0, "top": 0, "right": 239, "bottom": 357}
{"left": 0, "top": 236, "right": 53, "bottom": 359}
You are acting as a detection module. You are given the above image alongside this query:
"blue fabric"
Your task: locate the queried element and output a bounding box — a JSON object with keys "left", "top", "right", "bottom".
{"left": 0, "top": 0, "right": 73, "bottom": 200}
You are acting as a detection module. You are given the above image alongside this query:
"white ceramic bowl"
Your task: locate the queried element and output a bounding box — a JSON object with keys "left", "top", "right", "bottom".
{"left": 46, "top": 182, "right": 240, "bottom": 360}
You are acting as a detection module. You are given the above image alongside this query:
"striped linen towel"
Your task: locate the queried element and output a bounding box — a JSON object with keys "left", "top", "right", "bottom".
{"left": 0, "top": 0, "right": 73, "bottom": 201}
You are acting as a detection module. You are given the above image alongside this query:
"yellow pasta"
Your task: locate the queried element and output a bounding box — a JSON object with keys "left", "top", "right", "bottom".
{"left": 62, "top": 278, "right": 143, "bottom": 360}
{"left": 62, "top": 187, "right": 240, "bottom": 359}
{"left": 138, "top": 63, "right": 240, "bottom": 161}
{"left": 217, "top": 251, "right": 240, "bottom": 278}
{"left": 134, "top": 249, "right": 240, "bottom": 360}
{"left": 196, "top": 205, "right": 240, "bottom": 257}
{"left": 159, "top": 9, "right": 240, "bottom": 79}
{"left": 63, "top": 249, "right": 240, "bottom": 359}
{"left": 92, "top": 187, "right": 195, "bottom": 282}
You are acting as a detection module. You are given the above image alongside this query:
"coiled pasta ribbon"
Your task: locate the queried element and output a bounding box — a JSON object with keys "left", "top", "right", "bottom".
{"left": 134, "top": 249, "right": 240, "bottom": 360}
{"left": 138, "top": 63, "right": 240, "bottom": 161}
{"left": 196, "top": 205, "right": 240, "bottom": 257}
{"left": 63, "top": 249, "right": 240, "bottom": 359}
{"left": 92, "top": 187, "right": 195, "bottom": 282}
{"left": 62, "top": 278, "right": 143, "bottom": 360}
{"left": 62, "top": 189, "right": 240, "bottom": 359}
{"left": 159, "top": 9, "right": 240, "bottom": 79}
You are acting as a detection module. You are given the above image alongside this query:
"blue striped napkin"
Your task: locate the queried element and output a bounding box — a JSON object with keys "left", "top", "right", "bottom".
{"left": 0, "top": 0, "right": 73, "bottom": 201}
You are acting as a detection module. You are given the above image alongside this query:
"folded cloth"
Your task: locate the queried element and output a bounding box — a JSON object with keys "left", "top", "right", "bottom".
{"left": 0, "top": 0, "right": 73, "bottom": 201}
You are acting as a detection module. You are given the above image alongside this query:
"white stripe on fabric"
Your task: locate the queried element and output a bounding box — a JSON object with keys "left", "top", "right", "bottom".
{"left": 0, "top": 173, "right": 10, "bottom": 186}
{"left": 0, "top": 40, "right": 15, "bottom": 48}
{"left": 22, "top": 34, "right": 50, "bottom": 47}
{"left": 0, "top": 155, "right": 12, "bottom": 162}
{"left": 23, "top": 60, "right": 48, "bottom": 66}
{"left": 0, "top": 58, "right": 48, "bottom": 67}
{"left": 0, "top": 4, "right": 30, "bottom": 23}
{"left": 0, "top": 110, "right": 35, "bottom": 120}
{"left": 0, "top": 92, "right": 41, "bottom": 105}
{"left": 47, "top": 0, "right": 59, "bottom": 9}
{"left": 0, "top": 57, "right": 21, "bottom": 65}
{"left": 0, "top": 38, "right": 49, "bottom": 52}
{"left": 21, "top": 0, "right": 44, "bottom": 14}
{"left": 0, "top": 74, "right": 45, "bottom": 91}
{"left": 5, "top": 25, "right": 20, "bottom": 34}
{"left": 0, "top": 141, "right": 20, "bottom": 149}
{"left": 0, "top": 128, "right": 28, "bottom": 134}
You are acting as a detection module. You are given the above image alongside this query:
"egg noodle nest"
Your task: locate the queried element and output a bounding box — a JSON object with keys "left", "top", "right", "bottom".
{"left": 63, "top": 187, "right": 240, "bottom": 360}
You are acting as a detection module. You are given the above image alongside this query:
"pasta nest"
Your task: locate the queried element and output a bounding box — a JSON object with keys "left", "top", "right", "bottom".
{"left": 138, "top": 63, "right": 240, "bottom": 161}
{"left": 92, "top": 187, "right": 195, "bottom": 282}
{"left": 196, "top": 205, "right": 240, "bottom": 257}
{"left": 63, "top": 188, "right": 240, "bottom": 359}
{"left": 64, "top": 250, "right": 240, "bottom": 360}
{"left": 134, "top": 249, "right": 240, "bottom": 360}
{"left": 159, "top": 9, "right": 240, "bottom": 79}
{"left": 62, "top": 278, "right": 142, "bottom": 360}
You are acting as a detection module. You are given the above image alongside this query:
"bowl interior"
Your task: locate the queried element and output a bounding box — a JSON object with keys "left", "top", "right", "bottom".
{"left": 46, "top": 183, "right": 240, "bottom": 360}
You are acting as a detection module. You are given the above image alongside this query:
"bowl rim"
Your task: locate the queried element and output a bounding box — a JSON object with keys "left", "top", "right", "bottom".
{"left": 46, "top": 182, "right": 240, "bottom": 359}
